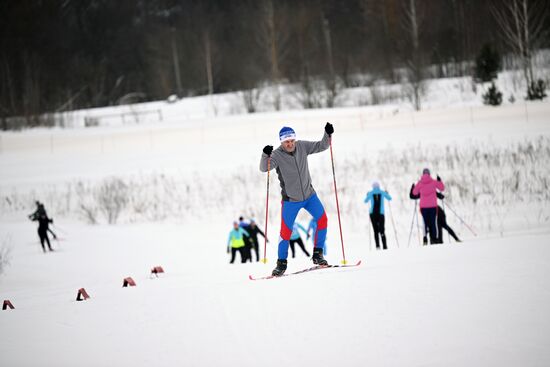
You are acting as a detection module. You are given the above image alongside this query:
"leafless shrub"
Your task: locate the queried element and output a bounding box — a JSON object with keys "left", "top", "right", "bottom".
{"left": 96, "top": 177, "right": 129, "bottom": 224}
{"left": 0, "top": 234, "right": 13, "bottom": 276}
{"left": 75, "top": 181, "right": 99, "bottom": 224}
{"left": 240, "top": 88, "right": 263, "bottom": 113}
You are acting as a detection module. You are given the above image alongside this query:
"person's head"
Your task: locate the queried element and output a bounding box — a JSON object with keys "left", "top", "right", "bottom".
{"left": 250, "top": 218, "right": 256, "bottom": 228}
{"left": 239, "top": 216, "right": 244, "bottom": 222}
{"left": 372, "top": 181, "right": 380, "bottom": 190}
{"left": 233, "top": 221, "right": 239, "bottom": 229}
{"left": 422, "top": 168, "right": 430, "bottom": 176}
{"left": 35, "top": 200, "right": 40, "bottom": 206}
{"left": 279, "top": 126, "right": 296, "bottom": 153}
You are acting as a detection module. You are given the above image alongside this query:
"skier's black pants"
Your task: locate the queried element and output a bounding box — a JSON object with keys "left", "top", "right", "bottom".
{"left": 249, "top": 238, "right": 260, "bottom": 261}
{"left": 370, "top": 213, "right": 387, "bottom": 249}
{"left": 230, "top": 247, "right": 247, "bottom": 263}
{"left": 38, "top": 229, "right": 52, "bottom": 252}
{"left": 420, "top": 207, "right": 438, "bottom": 244}
{"left": 437, "top": 216, "right": 460, "bottom": 242}
{"left": 242, "top": 236, "right": 253, "bottom": 263}
{"left": 289, "top": 238, "right": 310, "bottom": 257}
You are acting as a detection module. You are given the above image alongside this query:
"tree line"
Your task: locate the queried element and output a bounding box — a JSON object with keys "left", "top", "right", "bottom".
{"left": 0, "top": 0, "right": 548, "bottom": 123}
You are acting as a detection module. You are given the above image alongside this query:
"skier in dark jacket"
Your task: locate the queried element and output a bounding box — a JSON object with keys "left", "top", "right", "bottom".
{"left": 260, "top": 123, "right": 333, "bottom": 276}
{"left": 243, "top": 219, "right": 267, "bottom": 262}
{"left": 238, "top": 216, "right": 253, "bottom": 262}
{"left": 410, "top": 184, "right": 461, "bottom": 244}
{"left": 29, "top": 202, "right": 54, "bottom": 252}
{"left": 29, "top": 201, "right": 57, "bottom": 240}
{"left": 364, "top": 182, "right": 392, "bottom": 250}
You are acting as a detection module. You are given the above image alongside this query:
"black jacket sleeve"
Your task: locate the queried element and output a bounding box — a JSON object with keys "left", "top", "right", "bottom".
{"left": 409, "top": 184, "right": 420, "bottom": 200}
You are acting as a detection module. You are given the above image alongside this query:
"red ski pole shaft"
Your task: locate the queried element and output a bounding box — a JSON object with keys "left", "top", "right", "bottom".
{"left": 329, "top": 137, "right": 347, "bottom": 264}
{"left": 262, "top": 158, "right": 271, "bottom": 263}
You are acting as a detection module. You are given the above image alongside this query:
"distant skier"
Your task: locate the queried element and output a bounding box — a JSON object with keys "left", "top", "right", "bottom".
{"left": 409, "top": 184, "right": 429, "bottom": 245}
{"left": 260, "top": 123, "right": 333, "bottom": 276}
{"left": 289, "top": 222, "right": 311, "bottom": 258}
{"left": 434, "top": 193, "right": 461, "bottom": 243}
{"left": 28, "top": 201, "right": 57, "bottom": 240}
{"left": 412, "top": 169, "right": 445, "bottom": 244}
{"left": 242, "top": 219, "right": 267, "bottom": 262}
{"left": 238, "top": 216, "right": 253, "bottom": 262}
{"left": 410, "top": 184, "right": 462, "bottom": 244}
{"left": 28, "top": 201, "right": 55, "bottom": 253}
{"left": 364, "top": 182, "right": 392, "bottom": 250}
{"left": 227, "top": 221, "right": 249, "bottom": 264}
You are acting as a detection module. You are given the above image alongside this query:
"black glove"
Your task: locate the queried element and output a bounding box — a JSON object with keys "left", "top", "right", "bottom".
{"left": 263, "top": 145, "right": 273, "bottom": 156}
{"left": 324, "top": 122, "right": 334, "bottom": 136}
{"left": 437, "top": 192, "right": 445, "bottom": 200}
{"left": 437, "top": 175, "right": 441, "bottom": 181}
{"left": 411, "top": 183, "right": 415, "bottom": 189}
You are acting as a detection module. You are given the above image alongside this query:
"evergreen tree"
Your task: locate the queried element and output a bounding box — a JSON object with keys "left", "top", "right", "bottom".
{"left": 482, "top": 82, "right": 502, "bottom": 106}
{"left": 474, "top": 44, "right": 501, "bottom": 82}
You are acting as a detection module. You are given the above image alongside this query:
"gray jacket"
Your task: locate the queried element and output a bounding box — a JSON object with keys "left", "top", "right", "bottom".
{"left": 260, "top": 132, "right": 330, "bottom": 202}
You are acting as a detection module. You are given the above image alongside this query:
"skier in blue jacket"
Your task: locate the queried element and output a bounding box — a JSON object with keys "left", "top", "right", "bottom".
{"left": 364, "top": 182, "right": 392, "bottom": 250}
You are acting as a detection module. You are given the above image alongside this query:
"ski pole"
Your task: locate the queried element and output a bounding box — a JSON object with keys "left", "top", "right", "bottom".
{"left": 407, "top": 201, "right": 417, "bottom": 248}
{"left": 416, "top": 206, "right": 422, "bottom": 246}
{"left": 387, "top": 198, "right": 400, "bottom": 249}
{"left": 367, "top": 213, "right": 372, "bottom": 252}
{"left": 445, "top": 201, "right": 477, "bottom": 236}
{"left": 51, "top": 223, "right": 68, "bottom": 235}
{"left": 381, "top": 181, "right": 399, "bottom": 249}
{"left": 442, "top": 199, "right": 451, "bottom": 243}
{"left": 329, "top": 137, "right": 347, "bottom": 264}
{"left": 261, "top": 158, "right": 271, "bottom": 264}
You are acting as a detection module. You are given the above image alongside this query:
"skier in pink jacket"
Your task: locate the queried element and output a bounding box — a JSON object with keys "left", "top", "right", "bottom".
{"left": 412, "top": 168, "right": 445, "bottom": 244}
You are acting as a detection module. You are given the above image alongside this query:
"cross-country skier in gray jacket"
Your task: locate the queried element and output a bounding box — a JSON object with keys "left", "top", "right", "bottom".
{"left": 260, "top": 123, "right": 334, "bottom": 276}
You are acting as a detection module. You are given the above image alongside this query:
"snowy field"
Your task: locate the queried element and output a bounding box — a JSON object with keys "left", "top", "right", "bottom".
{"left": 1, "top": 89, "right": 550, "bottom": 366}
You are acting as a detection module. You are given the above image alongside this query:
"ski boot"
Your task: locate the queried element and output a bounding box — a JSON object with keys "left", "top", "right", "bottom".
{"left": 312, "top": 247, "right": 328, "bottom": 266}
{"left": 272, "top": 259, "right": 287, "bottom": 276}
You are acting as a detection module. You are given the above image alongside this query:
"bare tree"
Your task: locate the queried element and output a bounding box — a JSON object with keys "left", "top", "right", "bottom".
{"left": 491, "top": 0, "right": 549, "bottom": 86}
{"left": 256, "top": 0, "right": 291, "bottom": 110}
{"left": 402, "top": 0, "right": 425, "bottom": 111}
{"left": 360, "top": 0, "right": 400, "bottom": 82}
{"left": 240, "top": 87, "right": 262, "bottom": 113}
{"left": 171, "top": 27, "right": 184, "bottom": 97}
{"left": 321, "top": 15, "right": 340, "bottom": 108}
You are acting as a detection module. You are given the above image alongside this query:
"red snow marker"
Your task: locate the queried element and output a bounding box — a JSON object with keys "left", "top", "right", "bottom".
{"left": 123, "top": 277, "right": 136, "bottom": 287}
{"left": 76, "top": 288, "right": 90, "bottom": 301}
{"left": 151, "top": 266, "right": 164, "bottom": 276}
{"left": 2, "top": 300, "right": 14, "bottom": 310}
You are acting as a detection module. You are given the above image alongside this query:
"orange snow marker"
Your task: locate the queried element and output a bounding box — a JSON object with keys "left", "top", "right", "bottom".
{"left": 123, "top": 277, "right": 137, "bottom": 287}
{"left": 76, "top": 288, "right": 90, "bottom": 301}
{"left": 2, "top": 300, "right": 14, "bottom": 310}
{"left": 151, "top": 266, "right": 165, "bottom": 277}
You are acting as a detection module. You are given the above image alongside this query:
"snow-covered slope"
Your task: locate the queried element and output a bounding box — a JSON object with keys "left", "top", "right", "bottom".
{"left": 1, "top": 88, "right": 550, "bottom": 366}
{"left": 1, "top": 219, "right": 549, "bottom": 367}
